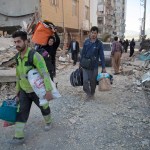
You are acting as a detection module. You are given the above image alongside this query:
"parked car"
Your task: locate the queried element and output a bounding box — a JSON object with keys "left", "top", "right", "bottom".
{"left": 99, "top": 42, "right": 112, "bottom": 67}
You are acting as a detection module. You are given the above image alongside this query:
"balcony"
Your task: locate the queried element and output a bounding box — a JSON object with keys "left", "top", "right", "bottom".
{"left": 97, "top": 11, "right": 104, "bottom": 16}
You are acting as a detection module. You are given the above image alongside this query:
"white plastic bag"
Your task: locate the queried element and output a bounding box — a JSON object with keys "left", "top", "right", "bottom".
{"left": 49, "top": 77, "right": 61, "bottom": 99}
{"left": 28, "top": 69, "right": 61, "bottom": 106}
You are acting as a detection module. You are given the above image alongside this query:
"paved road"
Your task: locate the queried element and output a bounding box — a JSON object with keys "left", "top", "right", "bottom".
{"left": 0, "top": 65, "right": 150, "bottom": 150}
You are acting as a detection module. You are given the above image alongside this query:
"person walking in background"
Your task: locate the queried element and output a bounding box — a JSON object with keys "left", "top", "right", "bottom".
{"left": 80, "top": 26, "right": 106, "bottom": 99}
{"left": 125, "top": 39, "right": 129, "bottom": 53}
{"left": 129, "top": 38, "right": 135, "bottom": 57}
{"left": 111, "top": 36, "right": 123, "bottom": 75}
{"left": 68, "top": 37, "right": 79, "bottom": 66}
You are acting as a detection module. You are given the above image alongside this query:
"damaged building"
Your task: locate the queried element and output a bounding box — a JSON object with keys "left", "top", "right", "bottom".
{"left": 0, "top": 0, "right": 40, "bottom": 34}
{"left": 0, "top": 0, "right": 96, "bottom": 47}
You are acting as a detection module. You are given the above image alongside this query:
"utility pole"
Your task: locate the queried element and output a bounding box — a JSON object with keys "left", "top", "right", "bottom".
{"left": 143, "top": 0, "right": 146, "bottom": 36}
{"left": 62, "top": 0, "right": 65, "bottom": 49}
{"left": 140, "top": 0, "right": 147, "bottom": 36}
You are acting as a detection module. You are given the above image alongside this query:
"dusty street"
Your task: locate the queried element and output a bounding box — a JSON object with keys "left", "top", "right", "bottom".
{"left": 0, "top": 62, "right": 150, "bottom": 150}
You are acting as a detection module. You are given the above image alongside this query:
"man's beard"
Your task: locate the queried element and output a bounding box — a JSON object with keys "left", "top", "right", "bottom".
{"left": 16, "top": 45, "right": 26, "bottom": 52}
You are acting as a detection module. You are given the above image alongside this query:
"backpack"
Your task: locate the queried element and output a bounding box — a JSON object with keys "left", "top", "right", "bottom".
{"left": 15, "top": 48, "right": 54, "bottom": 75}
{"left": 70, "top": 68, "right": 83, "bottom": 87}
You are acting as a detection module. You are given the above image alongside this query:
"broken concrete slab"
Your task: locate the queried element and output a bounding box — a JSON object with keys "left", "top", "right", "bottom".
{"left": 123, "top": 60, "right": 144, "bottom": 68}
{"left": 121, "top": 67, "right": 134, "bottom": 76}
{"left": 0, "top": 68, "right": 16, "bottom": 82}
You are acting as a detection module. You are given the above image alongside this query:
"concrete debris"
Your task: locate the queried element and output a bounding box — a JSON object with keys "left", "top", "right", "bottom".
{"left": 0, "top": 82, "right": 16, "bottom": 102}
{"left": 58, "top": 55, "right": 71, "bottom": 63}
{"left": 0, "top": 68, "right": 16, "bottom": 83}
{"left": 121, "top": 67, "right": 134, "bottom": 76}
{"left": 0, "top": 47, "right": 5, "bottom": 51}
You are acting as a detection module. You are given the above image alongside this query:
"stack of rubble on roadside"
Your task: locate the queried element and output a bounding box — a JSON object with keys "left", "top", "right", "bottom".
{"left": 120, "top": 50, "right": 150, "bottom": 100}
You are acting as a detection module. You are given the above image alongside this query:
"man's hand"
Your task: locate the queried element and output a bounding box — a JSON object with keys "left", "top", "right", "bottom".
{"left": 51, "top": 26, "right": 56, "bottom": 33}
{"left": 102, "top": 68, "right": 106, "bottom": 73}
{"left": 44, "top": 91, "right": 53, "bottom": 101}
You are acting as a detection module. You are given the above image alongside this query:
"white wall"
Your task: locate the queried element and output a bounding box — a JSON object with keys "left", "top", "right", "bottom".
{"left": 90, "top": 0, "right": 98, "bottom": 27}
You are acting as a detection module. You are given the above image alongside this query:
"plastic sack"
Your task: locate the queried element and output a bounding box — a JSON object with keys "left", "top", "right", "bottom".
{"left": 97, "top": 73, "right": 110, "bottom": 81}
{"left": 49, "top": 77, "right": 61, "bottom": 99}
{"left": 28, "top": 69, "right": 61, "bottom": 106}
{"left": 98, "top": 78, "right": 112, "bottom": 91}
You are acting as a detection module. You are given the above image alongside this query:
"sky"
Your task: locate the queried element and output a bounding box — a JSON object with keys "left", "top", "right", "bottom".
{"left": 126, "top": 0, "right": 150, "bottom": 32}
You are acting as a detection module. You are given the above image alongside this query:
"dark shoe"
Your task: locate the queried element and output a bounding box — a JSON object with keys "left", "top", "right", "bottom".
{"left": 114, "top": 73, "right": 120, "bottom": 75}
{"left": 85, "top": 94, "right": 94, "bottom": 101}
{"left": 44, "top": 122, "right": 52, "bottom": 131}
{"left": 9, "top": 137, "right": 24, "bottom": 145}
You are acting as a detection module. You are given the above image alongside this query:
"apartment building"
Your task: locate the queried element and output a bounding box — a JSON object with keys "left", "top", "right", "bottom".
{"left": 41, "top": 0, "right": 91, "bottom": 46}
{"left": 114, "top": 0, "right": 126, "bottom": 39}
{"left": 90, "top": 0, "right": 98, "bottom": 27}
{"left": 97, "top": 0, "right": 126, "bottom": 40}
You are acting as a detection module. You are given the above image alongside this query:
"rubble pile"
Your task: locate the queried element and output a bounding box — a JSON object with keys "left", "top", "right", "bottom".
{"left": 0, "top": 82, "right": 16, "bottom": 102}
{"left": 120, "top": 50, "right": 150, "bottom": 101}
{"left": 0, "top": 37, "right": 17, "bottom": 66}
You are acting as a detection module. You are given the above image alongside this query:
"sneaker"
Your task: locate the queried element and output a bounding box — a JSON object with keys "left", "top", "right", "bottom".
{"left": 9, "top": 137, "right": 25, "bottom": 145}
{"left": 44, "top": 123, "right": 52, "bottom": 131}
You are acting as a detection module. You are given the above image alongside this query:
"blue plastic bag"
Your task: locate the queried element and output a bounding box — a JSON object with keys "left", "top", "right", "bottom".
{"left": 97, "top": 73, "right": 113, "bottom": 84}
{"left": 0, "top": 98, "right": 17, "bottom": 123}
{"left": 97, "top": 73, "right": 110, "bottom": 81}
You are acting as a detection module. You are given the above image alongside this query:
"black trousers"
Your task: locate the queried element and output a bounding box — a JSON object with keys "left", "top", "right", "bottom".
{"left": 72, "top": 51, "right": 78, "bottom": 64}
{"left": 129, "top": 48, "right": 134, "bottom": 57}
{"left": 17, "top": 90, "right": 51, "bottom": 123}
{"left": 51, "top": 54, "right": 56, "bottom": 76}
{"left": 124, "top": 46, "right": 128, "bottom": 53}
{"left": 45, "top": 57, "right": 55, "bottom": 81}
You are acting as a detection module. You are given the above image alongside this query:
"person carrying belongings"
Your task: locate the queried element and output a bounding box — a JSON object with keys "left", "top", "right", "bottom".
{"left": 41, "top": 24, "right": 60, "bottom": 79}
{"left": 32, "top": 21, "right": 60, "bottom": 80}
{"left": 9, "top": 31, "right": 53, "bottom": 145}
{"left": 80, "top": 26, "right": 106, "bottom": 100}
{"left": 111, "top": 36, "right": 123, "bottom": 75}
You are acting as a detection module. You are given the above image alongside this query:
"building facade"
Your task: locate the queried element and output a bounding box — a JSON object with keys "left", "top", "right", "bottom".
{"left": 90, "top": 0, "right": 98, "bottom": 27}
{"left": 41, "top": 0, "right": 91, "bottom": 47}
{"left": 97, "top": 0, "right": 126, "bottom": 40}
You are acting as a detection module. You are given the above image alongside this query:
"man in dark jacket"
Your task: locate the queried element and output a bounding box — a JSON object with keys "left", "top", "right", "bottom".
{"left": 129, "top": 38, "right": 135, "bottom": 57}
{"left": 68, "top": 37, "right": 79, "bottom": 65}
{"left": 80, "top": 26, "right": 106, "bottom": 99}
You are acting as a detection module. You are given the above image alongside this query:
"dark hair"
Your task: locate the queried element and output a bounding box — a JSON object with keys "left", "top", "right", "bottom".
{"left": 12, "top": 31, "right": 27, "bottom": 41}
{"left": 90, "top": 26, "right": 99, "bottom": 33}
{"left": 48, "top": 36, "right": 55, "bottom": 42}
{"left": 114, "top": 36, "right": 118, "bottom": 41}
